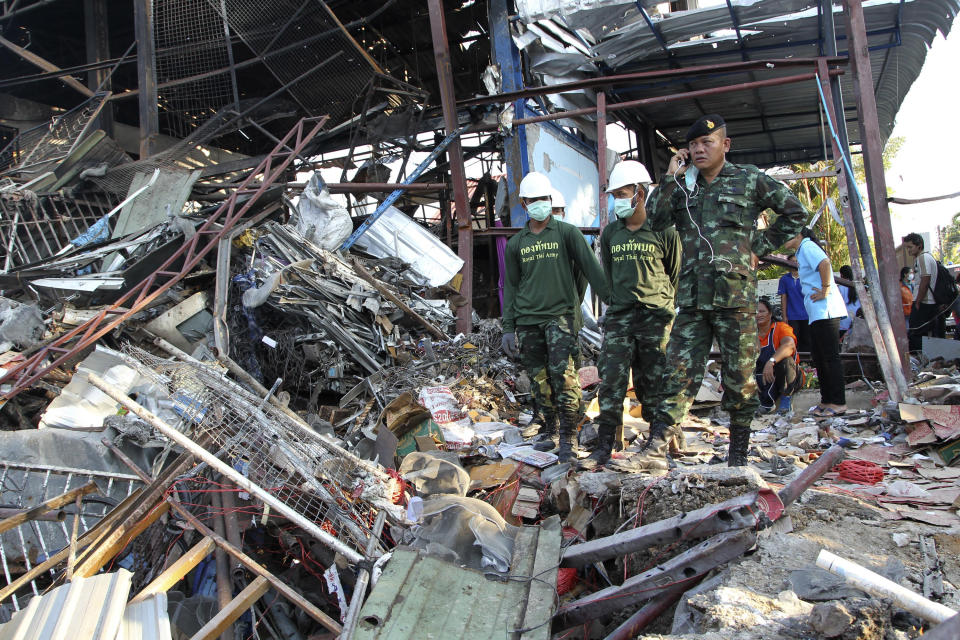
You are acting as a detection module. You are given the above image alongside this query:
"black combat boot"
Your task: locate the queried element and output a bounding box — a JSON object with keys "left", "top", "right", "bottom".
{"left": 580, "top": 424, "right": 615, "bottom": 470}
{"left": 532, "top": 412, "right": 559, "bottom": 451}
{"left": 728, "top": 424, "right": 751, "bottom": 467}
{"left": 556, "top": 413, "right": 578, "bottom": 463}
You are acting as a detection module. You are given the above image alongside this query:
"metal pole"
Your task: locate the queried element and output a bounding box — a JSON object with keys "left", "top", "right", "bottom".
{"left": 777, "top": 444, "right": 845, "bottom": 507}
{"left": 340, "top": 510, "right": 387, "bottom": 639}
{"left": 597, "top": 90, "right": 609, "bottom": 231}
{"left": 841, "top": 0, "right": 909, "bottom": 373}
{"left": 210, "top": 491, "right": 234, "bottom": 640}
{"left": 488, "top": 0, "right": 529, "bottom": 226}
{"left": 816, "top": 59, "right": 907, "bottom": 400}
{"left": 427, "top": 0, "right": 473, "bottom": 334}
{"left": 133, "top": 0, "right": 159, "bottom": 158}
{"left": 86, "top": 372, "right": 365, "bottom": 565}
{"left": 603, "top": 578, "right": 701, "bottom": 640}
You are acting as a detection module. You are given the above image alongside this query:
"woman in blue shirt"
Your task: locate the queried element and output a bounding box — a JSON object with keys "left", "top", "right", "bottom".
{"left": 783, "top": 229, "right": 848, "bottom": 416}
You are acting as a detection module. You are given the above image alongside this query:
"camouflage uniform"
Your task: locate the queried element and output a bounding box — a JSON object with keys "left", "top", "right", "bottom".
{"left": 595, "top": 221, "right": 680, "bottom": 449}
{"left": 645, "top": 162, "right": 808, "bottom": 461}
{"left": 503, "top": 218, "right": 610, "bottom": 459}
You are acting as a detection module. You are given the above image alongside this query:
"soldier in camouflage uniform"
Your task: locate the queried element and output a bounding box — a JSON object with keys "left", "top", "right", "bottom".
{"left": 581, "top": 161, "right": 681, "bottom": 470}
{"left": 502, "top": 172, "right": 610, "bottom": 462}
{"left": 637, "top": 114, "right": 808, "bottom": 467}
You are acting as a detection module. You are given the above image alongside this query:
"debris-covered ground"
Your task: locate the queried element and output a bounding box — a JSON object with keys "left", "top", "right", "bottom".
{"left": 0, "top": 92, "right": 956, "bottom": 640}
{"left": 1, "top": 212, "right": 959, "bottom": 640}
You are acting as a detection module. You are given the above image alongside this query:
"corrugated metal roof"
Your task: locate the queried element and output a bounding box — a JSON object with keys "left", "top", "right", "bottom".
{"left": 117, "top": 593, "right": 172, "bottom": 640}
{"left": 518, "top": 0, "right": 959, "bottom": 167}
{"left": 0, "top": 570, "right": 132, "bottom": 640}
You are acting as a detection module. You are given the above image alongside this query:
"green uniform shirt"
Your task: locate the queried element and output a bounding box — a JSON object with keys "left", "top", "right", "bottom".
{"left": 646, "top": 161, "right": 808, "bottom": 310}
{"left": 600, "top": 219, "right": 681, "bottom": 314}
{"left": 502, "top": 218, "right": 609, "bottom": 332}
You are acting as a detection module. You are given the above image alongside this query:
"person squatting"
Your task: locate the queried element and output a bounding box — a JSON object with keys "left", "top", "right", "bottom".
{"left": 501, "top": 114, "right": 812, "bottom": 469}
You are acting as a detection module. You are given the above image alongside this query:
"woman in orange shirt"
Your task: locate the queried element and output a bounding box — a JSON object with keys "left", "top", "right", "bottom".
{"left": 900, "top": 267, "right": 913, "bottom": 317}
{"left": 756, "top": 298, "right": 802, "bottom": 415}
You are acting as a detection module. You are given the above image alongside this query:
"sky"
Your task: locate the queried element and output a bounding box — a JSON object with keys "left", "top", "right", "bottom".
{"left": 885, "top": 26, "right": 960, "bottom": 247}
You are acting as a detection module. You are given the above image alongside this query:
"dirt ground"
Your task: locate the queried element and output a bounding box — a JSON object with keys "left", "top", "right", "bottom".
{"left": 631, "top": 482, "right": 960, "bottom": 640}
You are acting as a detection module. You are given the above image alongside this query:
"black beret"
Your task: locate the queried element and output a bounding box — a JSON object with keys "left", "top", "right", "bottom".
{"left": 685, "top": 114, "right": 726, "bottom": 142}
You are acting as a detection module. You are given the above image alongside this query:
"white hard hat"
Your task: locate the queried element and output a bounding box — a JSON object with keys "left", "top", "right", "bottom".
{"left": 606, "top": 160, "right": 652, "bottom": 192}
{"left": 518, "top": 172, "right": 553, "bottom": 199}
{"left": 549, "top": 188, "right": 566, "bottom": 209}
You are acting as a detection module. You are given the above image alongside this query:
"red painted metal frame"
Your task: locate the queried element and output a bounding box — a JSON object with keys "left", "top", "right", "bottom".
{"left": 1, "top": 116, "right": 329, "bottom": 400}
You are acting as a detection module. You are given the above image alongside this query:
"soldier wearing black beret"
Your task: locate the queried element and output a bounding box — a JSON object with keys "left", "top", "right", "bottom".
{"left": 630, "top": 114, "right": 810, "bottom": 469}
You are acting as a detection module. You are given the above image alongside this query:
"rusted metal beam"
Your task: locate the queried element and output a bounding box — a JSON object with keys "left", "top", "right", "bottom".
{"left": 427, "top": 0, "right": 472, "bottom": 334}
{"left": 603, "top": 577, "right": 703, "bottom": 640}
{"left": 472, "top": 70, "right": 844, "bottom": 133}
{"left": 841, "top": 0, "right": 909, "bottom": 372}
{"left": 561, "top": 490, "right": 782, "bottom": 568}
{"left": 778, "top": 444, "right": 845, "bottom": 507}
{"left": 0, "top": 117, "right": 328, "bottom": 401}
{"left": 459, "top": 58, "right": 846, "bottom": 107}
{"left": 597, "top": 90, "right": 609, "bottom": 231}
{"left": 557, "top": 529, "right": 757, "bottom": 626}
{"left": 321, "top": 182, "right": 447, "bottom": 194}
{"left": 475, "top": 226, "right": 601, "bottom": 237}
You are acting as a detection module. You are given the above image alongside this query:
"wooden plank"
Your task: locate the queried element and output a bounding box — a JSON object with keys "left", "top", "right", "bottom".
{"left": 71, "top": 449, "right": 196, "bottom": 578}
{"left": 130, "top": 536, "right": 216, "bottom": 603}
{"left": 0, "top": 35, "right": 95, "bottom": 97}
{"left": 101, "top": 439, "right": 343, "bottom": 635}
{"left": 0, "top": 481, "right": 98, "bottom": 535}
{"left": 520, "top": 515, "right": 561, "bottom": 640}
{"left": 0, "top": 488, "right": 141, "bottom": 603}
{"left": 74, "top": 501, "right": 170, "bottom": 578}
{"left": 189, "top": 576, "right": 269, "bottom": 640}
{"left": 353, "top": 549, "right": 418, "bottom": 638}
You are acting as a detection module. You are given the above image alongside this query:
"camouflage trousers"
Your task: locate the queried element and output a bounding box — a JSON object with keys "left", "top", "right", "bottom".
{"left": 597, "top": 307, "right": 673, "bottom": 430}
{"left": 517, "top": 316, "right": 582, "bottom": 426}
{"left": 652, "top": 308, "right": 759, "bottom": 427}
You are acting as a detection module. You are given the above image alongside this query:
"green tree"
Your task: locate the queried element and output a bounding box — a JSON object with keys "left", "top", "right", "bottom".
{"left": 757, "top": 135, "right": 906, "bottom": 280}
{"left": 941, "top": 212, "right": 960, "bottom": 264}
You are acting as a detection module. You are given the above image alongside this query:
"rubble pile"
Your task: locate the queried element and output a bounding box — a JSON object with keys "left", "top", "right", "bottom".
{"left": 0, "top": 133, "right": 956, "bottom": 640}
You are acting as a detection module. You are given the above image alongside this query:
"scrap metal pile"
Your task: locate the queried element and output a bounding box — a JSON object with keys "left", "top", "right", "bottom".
{"left": 0, "top": 119, "right": 957, "bottom": 640}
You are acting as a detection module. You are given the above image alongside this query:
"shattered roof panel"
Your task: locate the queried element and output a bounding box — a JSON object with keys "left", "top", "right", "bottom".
{"left": 518, "top": 0, "right": 958, "bottom": 166}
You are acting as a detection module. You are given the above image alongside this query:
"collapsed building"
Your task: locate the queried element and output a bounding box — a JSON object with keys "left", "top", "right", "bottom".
{"left": 0, "top": 0, "right": 958, "bottom": 638}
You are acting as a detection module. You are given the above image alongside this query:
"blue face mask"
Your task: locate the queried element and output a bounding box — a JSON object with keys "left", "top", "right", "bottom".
{"left": 526, "top": 200, "right": 552, "bottom": 221}
{"left": 552, "top": 214, "right": 563, "bottom": 222}
{"left": 613, "top": 198, "right": 635, "bottom": 219}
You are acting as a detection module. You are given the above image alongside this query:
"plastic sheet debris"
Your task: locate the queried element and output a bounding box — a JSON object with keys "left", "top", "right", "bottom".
{"left": 289, "top": 172, "right": 352, "bottom": 251}
{"left": 399, "top": 452, "right": 470, "bottom": 497}
{"left": 409, "top": 495, "right": 518, "bottom": 572}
